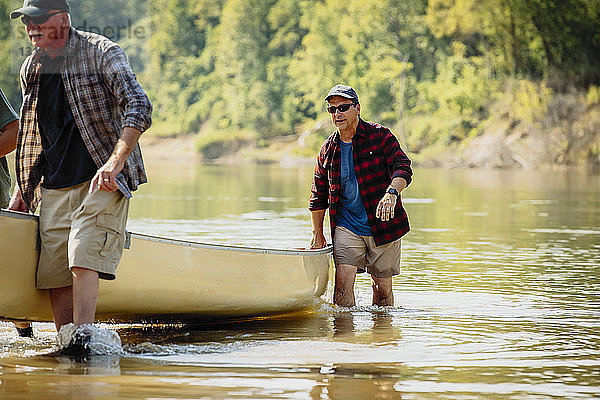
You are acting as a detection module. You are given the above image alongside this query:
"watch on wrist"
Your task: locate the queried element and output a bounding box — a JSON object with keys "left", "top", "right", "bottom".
{"left": 387, "top": 187, "right": 399, "bottom": 197}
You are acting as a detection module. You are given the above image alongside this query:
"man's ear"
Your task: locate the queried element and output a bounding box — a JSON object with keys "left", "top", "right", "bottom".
{"left": 60, "top": 13, "right": 71, "bottom": 28}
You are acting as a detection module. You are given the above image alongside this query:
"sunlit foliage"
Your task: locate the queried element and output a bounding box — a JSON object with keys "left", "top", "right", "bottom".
{"left": 0, "top": 0, "right": 598, "bottom": 162}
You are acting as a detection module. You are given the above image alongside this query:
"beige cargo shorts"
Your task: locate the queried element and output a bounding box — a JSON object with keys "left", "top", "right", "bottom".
{"left": 333, "top": 226, "right": 402, "bottom": 278}
{"left": 37, "top": 181, "right": 129, "bottom": 289}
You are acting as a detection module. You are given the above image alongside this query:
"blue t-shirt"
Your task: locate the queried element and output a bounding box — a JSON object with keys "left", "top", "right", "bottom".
{"left": 337, "top": 141, "right": 372, "bottom": 236}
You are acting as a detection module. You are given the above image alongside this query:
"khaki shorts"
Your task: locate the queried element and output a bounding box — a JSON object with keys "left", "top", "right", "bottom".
{"left": 38, "top": 181, "right": 129, "bottom": 289}
{"left": 333, "top": 226, "right": 402, "bottom": 278}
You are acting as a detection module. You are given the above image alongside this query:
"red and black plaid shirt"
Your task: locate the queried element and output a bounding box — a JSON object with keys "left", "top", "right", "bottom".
{"left": 309, "top": 119, "right": 413, "bottom": 246}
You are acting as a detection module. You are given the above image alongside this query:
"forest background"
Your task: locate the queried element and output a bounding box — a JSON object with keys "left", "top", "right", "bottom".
{"left": 1, "top": 0, "right": 599, "bottom": 168}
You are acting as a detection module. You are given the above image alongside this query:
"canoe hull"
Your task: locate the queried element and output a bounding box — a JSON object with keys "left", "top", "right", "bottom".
{"left": 0, "top": 210, "right": 332, "bottom": 323}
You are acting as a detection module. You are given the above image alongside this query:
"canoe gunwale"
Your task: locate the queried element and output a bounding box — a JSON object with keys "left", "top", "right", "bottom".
{"left": 130, "top": 232, "right": 333, "bottom": 255}
{"left": 0, "top": 209, "right": 37, "bottom": 221}
{"left": 1, "top": 209, "right": 333, "bottom": 256}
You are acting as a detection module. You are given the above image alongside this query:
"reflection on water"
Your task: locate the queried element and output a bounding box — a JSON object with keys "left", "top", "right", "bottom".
{"left": 2, "top": 166, "right": 600, "bottom": 399}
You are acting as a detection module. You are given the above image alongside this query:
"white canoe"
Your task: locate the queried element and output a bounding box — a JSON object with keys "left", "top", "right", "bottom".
{"left": 0, "top": 209, "right": 332, "bottom": 323}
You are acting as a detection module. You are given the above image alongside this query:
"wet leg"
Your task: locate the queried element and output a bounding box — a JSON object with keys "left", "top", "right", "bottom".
{"left": 334, "top": 264, "right": 358, "bottom": 307}
{"left": 72, "top": 267, "right": 99, "bottom": 326}
{"left": 371, "top": 275, "right": 394, "bottom": 306}
{"left": 50, "top": 286, "right": 73, "bottom": 331}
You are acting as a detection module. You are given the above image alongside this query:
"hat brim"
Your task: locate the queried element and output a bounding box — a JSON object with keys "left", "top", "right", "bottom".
{"left": 325, "top": 93, "right": 358, "bottom": 102}
{"left": 10, "top": 6, "right": 52, "bottom": 19}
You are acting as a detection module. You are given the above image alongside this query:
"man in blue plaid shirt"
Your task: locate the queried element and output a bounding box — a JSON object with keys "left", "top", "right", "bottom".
{"left": 9, "top": 0, "right": 152, "bottom": 354}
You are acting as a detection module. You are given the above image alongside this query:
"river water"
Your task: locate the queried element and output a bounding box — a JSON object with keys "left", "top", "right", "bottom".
{"left": 1, "top": 165, "right": 599, "bottom": 399}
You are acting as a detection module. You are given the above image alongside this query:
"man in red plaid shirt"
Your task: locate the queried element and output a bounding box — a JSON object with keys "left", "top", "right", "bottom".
{"left": 309, "top": 84, "right": 412, "bottom": 307}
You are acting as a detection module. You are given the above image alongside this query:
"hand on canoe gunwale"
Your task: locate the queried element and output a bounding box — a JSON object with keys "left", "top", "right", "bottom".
{"left": 8, "top": 187, "right": 28, "bottom": 213}
{"left": 310, "top": 231, "right": 327, "bottom": 249}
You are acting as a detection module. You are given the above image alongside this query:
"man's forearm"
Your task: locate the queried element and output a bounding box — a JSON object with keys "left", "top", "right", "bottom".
{"left": 311, "top": 209, "right": 326, "bottom": 233}
{"left": 88, "top": 126, "right": 143, "bottom": 193}
{"left": 309, "top": 209, "right": 327, "bottom": 248}
{"left": 109, "top": 126, "right": 142, "bottom": 169}
{"left": 0, "top": 120, "right": 18, "bottom": 157}
{"left": 389, "top": 177, "right": 407, "bottom": 192}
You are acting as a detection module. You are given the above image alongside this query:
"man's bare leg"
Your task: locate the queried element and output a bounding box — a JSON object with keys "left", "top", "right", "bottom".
{"left": 72, "top": 267, "right": 99, "bottom": 325}
{"left": 372, "top": 275, "right": 394, "bottom": 306}
{"left": 50, "top": 286, "right": 74, "bottom": 331}
{"left": 334, "top": 264, "right": 358, "bottom": 307}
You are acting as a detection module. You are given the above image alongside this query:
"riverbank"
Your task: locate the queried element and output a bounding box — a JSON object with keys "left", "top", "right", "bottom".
{"left": 140, "top": 117, "right": 600, "bottom": 170}
{"left": 140, "top": 134, "right": 318, "bottom": 166}
{"left": 141, "top": 84, "right": 600, "bottom": 169}
{"left": 139, "top": 135, "right": 200, "bottom": 163}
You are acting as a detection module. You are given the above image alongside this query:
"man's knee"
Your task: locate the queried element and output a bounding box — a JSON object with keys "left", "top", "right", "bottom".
{"left": 335, "top": 264, "right": 358, "bottom": 282}
{"left": 71, "top": 266, "right": 98, "bottom": 274}
{"left": 71, "top": 267, "right": 99, "bottom": 285}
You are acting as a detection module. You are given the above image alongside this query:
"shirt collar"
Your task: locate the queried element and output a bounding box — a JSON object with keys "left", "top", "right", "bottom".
{"left": 355, "top": 118, "right": 366, "bottom": 137}
{"left": 334, "top": 118, "right": 366, "bottom": 144}
{"left": 62, "top": 27, "right": 78, "bottom": 57}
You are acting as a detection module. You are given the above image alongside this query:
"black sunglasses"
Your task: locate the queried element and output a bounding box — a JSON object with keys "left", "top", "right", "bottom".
{"left": 21, "top": 11, "right": 65, "bottom": 25}
{"left": 327, "top": 103, "right": 357, "bottom": 114}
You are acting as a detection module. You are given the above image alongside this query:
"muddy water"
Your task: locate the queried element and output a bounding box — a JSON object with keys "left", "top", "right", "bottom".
{"left": 1, "top": 166, "right": 599, "bottom": 399}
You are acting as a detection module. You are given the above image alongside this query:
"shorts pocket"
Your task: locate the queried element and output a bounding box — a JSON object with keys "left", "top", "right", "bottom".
{"left": 96, "top": 213, "right": 122, "bottom": 258}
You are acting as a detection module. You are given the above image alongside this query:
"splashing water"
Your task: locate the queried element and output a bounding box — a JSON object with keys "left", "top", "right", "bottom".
{"left": 57, "top": 323, "right": 123, "bottom": 355}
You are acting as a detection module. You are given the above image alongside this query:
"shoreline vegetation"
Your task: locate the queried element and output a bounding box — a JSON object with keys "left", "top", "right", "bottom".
{"left": 2, "top": 0, "right": 599, "bottom": 169}
{"left": 142, "top": 82, "right": 600, "bottom": 169}
{"left": 132, "top": 0, "right": 600, "bottom": 170}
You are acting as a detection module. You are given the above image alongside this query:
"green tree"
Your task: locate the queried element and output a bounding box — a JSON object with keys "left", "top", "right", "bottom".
{"left": 426, "top": 0, "right": 600, "bottom": 86}
{"left": 211, "top": 0, "right": 276, "bottom": 138}
{"left": 526, "top": 0, "right": 600, "bottom": 86}
{"left": 143, "top": 0, "right": 226, "bottom": 134}
{"left": 287, "top": 0, "right": 346, "bottom": 122}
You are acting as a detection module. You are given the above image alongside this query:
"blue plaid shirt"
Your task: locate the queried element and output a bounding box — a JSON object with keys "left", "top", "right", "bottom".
{"left": 17, "top": 28, "right": 152, "bottom": 211}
